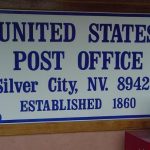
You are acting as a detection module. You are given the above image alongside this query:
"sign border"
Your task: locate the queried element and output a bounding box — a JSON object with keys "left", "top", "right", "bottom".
{"left": 0, "top": 9, "right": 149, "bottom": 124}
{"left": 1, "top": 9, "right": 150, "bottom": 17}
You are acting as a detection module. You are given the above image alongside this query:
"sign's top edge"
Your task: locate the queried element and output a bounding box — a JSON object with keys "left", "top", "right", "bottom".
{"left": 0, "top": 9, "right": 150, "bottom": 17}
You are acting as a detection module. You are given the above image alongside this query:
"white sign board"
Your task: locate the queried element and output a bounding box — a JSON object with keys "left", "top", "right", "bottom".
{"left": 0, "top": 10, "right": 149, "bottom": 124}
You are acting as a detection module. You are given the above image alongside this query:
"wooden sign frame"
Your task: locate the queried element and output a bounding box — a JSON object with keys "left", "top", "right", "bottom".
{"left": 0, "top": 0, "right": 149, "bottom": 135}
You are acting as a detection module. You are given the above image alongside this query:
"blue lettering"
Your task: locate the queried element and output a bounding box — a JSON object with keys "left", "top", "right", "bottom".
{"left": 12, "top": 22, "right": 26, "bottom": 42}
{"left": 36, "top": 23, "right": 49, "bottom": 42}
{"left": 0, "top": 22, "right": 10, "bottom": 42}
{"left": 88, "top": 23, "right": 99, "bottom": 43}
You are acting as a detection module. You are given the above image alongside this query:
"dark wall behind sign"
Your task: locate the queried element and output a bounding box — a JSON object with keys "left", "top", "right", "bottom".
{"left": 0, "top": 0, "right": 150, "bottom": 13}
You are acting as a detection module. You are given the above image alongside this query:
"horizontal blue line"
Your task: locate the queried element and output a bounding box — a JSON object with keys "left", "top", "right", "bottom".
{"left": 0, "top": 9, "right": 150, "bottom": 17}
{"left": 1, "top": 115, "right": 150, "bottom": 124}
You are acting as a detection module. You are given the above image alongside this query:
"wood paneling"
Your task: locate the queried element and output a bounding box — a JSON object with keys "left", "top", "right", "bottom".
{"left": 0, "top": 119, "right": 150, "bottom": 136}
{"left": 0, "top": 0, "right": 150, "bottom": 13}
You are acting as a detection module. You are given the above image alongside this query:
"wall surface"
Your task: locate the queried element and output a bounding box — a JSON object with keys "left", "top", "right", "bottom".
{"left": 0, "top": 131, "right": 124, "bottom": 150}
